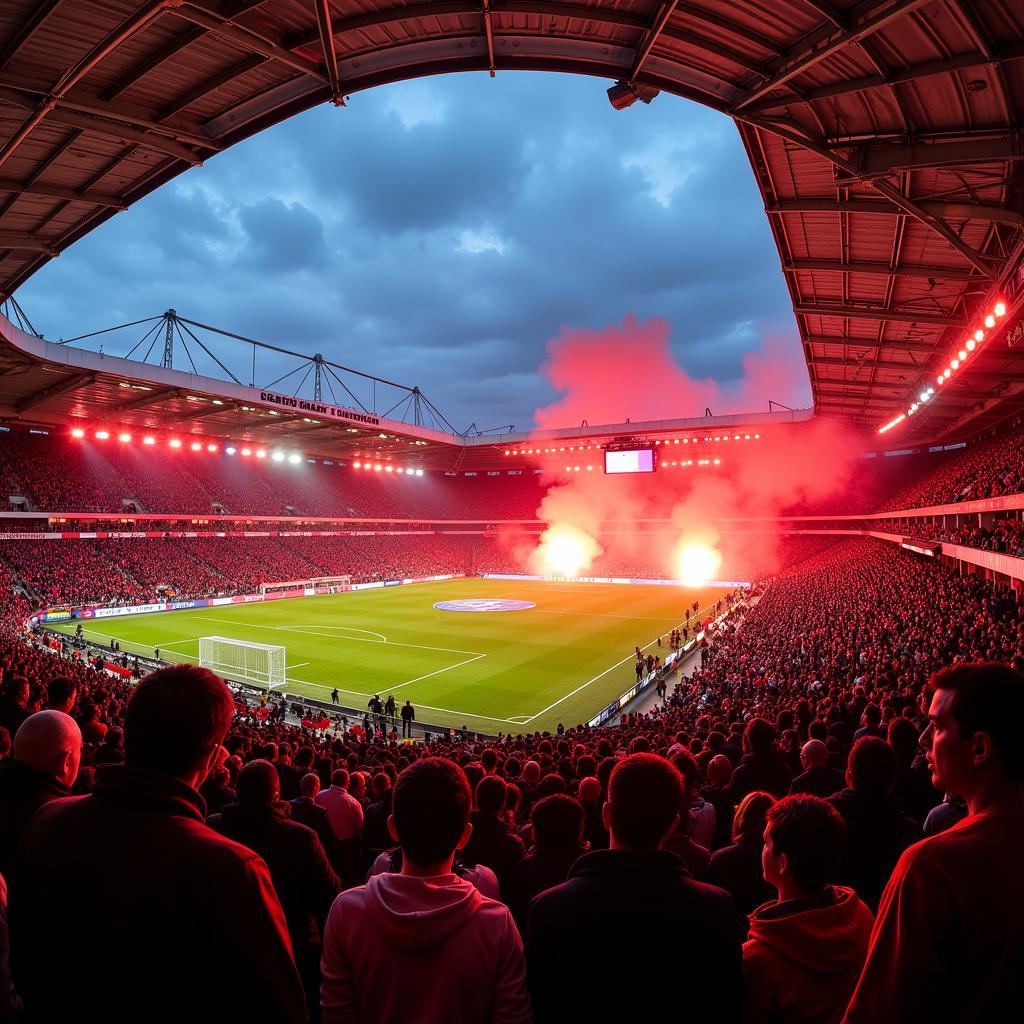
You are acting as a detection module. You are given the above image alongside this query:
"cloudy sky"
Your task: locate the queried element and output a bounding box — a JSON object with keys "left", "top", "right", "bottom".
{"left": 19, "top": 71, "right": 810, "bottom": 432}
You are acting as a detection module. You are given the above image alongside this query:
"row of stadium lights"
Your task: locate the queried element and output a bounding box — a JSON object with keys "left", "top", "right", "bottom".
{"left": 506, "top": 434, "right": 760, "bottom": 456}
{"left": 71, "top": 428, "right": 305, "bottom": 463}
{"left": 879, "top": 299, "right": 1008, "bottom": 435}
{"left": 351, "top": 462, "right": 424, "bottom": 475}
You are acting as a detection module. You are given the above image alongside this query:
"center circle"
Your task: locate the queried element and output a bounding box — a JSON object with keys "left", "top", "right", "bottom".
{"left": 433, "top": 598, "right": 537, "bottom": 612}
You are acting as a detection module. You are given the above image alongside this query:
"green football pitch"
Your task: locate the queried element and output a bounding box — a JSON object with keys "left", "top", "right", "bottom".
{"left": 56, "top": 579, "right": 727, "bottom": 734}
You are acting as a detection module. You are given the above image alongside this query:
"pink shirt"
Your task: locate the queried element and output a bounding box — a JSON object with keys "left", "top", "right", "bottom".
{"left": 315, "top": 786, "right": 364, "bottom": 841}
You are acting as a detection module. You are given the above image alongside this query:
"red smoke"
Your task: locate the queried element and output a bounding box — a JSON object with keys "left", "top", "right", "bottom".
{"left": 521, "top": 316, "right": 862, "bottom": 581}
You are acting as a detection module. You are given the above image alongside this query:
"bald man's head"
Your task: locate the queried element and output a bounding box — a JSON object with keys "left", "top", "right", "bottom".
{"left": 707, "top": 754, "right": 733, "bottom": 786}
{"left": 14, "top": 711, "right": 82, "bottom": 789}
{"left": 578, "top": 776, "right": 601, "bottom": 803}
{"left": 801, "top": 739, "right": 829, "bottom": 770}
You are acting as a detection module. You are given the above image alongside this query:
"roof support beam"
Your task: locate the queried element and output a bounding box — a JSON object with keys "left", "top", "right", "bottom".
{"left": 0, "top": 0, "right": 65, "bottom": 72}
{"left": 744, "top": 117, "right": 1000, "bottom": 278}
{"left": 795, "top": 303, "right": 965, "bottom": 326}
{"left": 103, "top": 1, "right": 271, "bottom": 100}
{"left": 162, "top": 402, "right": 234, "bottom": 424}
{"left": 0, "top": 178, "right": 126, "bottom": 210}
{"left": 850, "top": 131, "right": 1024, "bottom": 176}
{"left": 785, "top": 258, "right": 977, "bottom": 280}
{"left": 482, "top": 0, "right": 496, "bottom": 78}
{"left": 745, "top": 44, "right": 1024, "bottom": 113}
{"left": 0, "top": 0, "right": 183, "bottom": 172}
{"left": 115, "top": 386, "right": 182, "bottom": 412}
{"left": 630, "top": 1, "right": 679, "bottom": 80}
{"left": 767, "top": 197, "right": 1024, "bottom": 226}
{"left": 176, "top": 3, "right": 326, "bottom": 80}
{"left": 313, "top": 0, "right": 345, "bottom": 101}
{"left": 14, "top": 372, "right": 96, "bottom": 414}
{"left": 0, "top": 232, "right": 56, "bottom": 255}
{"left": 804, "top": 335, "right": 939, "bottom": 355}
{"left": 734, "top": 0, "right": 932, "bottom": 111}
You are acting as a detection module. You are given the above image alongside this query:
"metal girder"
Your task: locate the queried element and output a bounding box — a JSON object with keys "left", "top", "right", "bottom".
{"left": 743, "top": 44, "right": 1024, "bottom": 113}
{"left": 115, "top": 386, "right": 181, "bottom": 412}
{"left": 766, "top": 197, "right": 1024, "bottom": 226}
{"left": 630, "top": 0, "right": 679, "bottom": 80}
{"left": 161, "top": 401, "right": 234, "bottom": 424}
{"left": 0, "top": 0, "right": 65, "bottom": 71}
{"left": 159, "top": 55, "right": 265, "bottom": 121}
{"left": 795, "top": 303, "right": 965, "bottom": 326}
{"left": 176, "top": 3, "right": 325, "bottom": 80}
{"left": 0, "top": 0, "right": 182, "bottom": 172}
{"left": 804, "top": 335, "right": 938, "bottom": 355}
{"left": 103, "top": 1, "right": 271, "bottom": 100}
{"left": 806, "top": 354, "right": 920, "bottom": 371}
{"left": 0, "top": 86, "right": 210, "bottom": 163}
{"left": 482, "top": 0, "right": 496, "bottom": 78}
{"left": 745, "top": 117, "right": 999, "bottom": 278}
{"left": 14, "top": 371, "right": 95, "bottom": 413}
{"left": 0, "top": 232, "right": 56, "bottom": 254}
{"left": 850, "top": 131, "right": 1024, "bottom": 177}
{"left": 313, "top": 0, "right": 345, "bottom": 102}
{"left": 785, "top": 258, "right": 976, "bottom": 281}
{"left": 0, "top": 178, "right": 126, "bottom": 210}
{"left": 734, "top": 0, "right": 932, "bottom": 111}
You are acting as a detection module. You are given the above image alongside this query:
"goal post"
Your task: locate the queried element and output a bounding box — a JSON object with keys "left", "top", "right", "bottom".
{"left": 259, "top": 576, "right": 351, "bottom": 596}
{"left": 199, "top": 636, "right": 287, "bottom": 689}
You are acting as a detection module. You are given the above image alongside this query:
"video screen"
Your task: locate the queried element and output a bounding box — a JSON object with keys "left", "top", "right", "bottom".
{"left": 604, "top": 448, "right": 655, "bottom": 474}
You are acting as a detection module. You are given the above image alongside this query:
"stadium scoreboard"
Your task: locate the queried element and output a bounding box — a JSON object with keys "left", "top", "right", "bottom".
{"left": 604, "top": 445, "right": 656, "bottom": 475}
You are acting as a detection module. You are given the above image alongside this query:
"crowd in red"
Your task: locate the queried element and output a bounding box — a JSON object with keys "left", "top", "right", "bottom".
{"left": 0, "top": 535, "right": 1021, "bottom": 1022}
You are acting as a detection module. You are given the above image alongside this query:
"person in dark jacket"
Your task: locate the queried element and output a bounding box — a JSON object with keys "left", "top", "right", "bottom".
{"left": 0, "top": 711, "right": 81, "bottom": 878}
{"left": 789, "top": 739, "right": 845, "bottom": 798}
{"left": 506, "top": 794, "right": 586, "bottom": 932}
{"left": 290, "top": 771, "right": 337, "bottom": 861}
{"left": 209, "top": 759, "right": 341, "bottom": 1021}
{"left": 828, "top": 736, "right": 920, "bottom": 911}
{"left": 461, "top": 775, "right": 525, "bottom": 894}
{"left": 8, "top": 664, "right": 307, "bottom": 1024}
{"left": 0, "top": 678, "right": 30, "bottom": 739}
{"left": 361, "top": 772, "right": 394, "bottom": 871}
{"left": 577, "top": 776, "right": 608, "bottom": 850}
{"left": 729, "top": 718, "right": 793, "bottom": 799}
{"left": 701, "top": 753, "right": 737, "bottom": 850}
{"left": 708, "top": 790, "right": 777, "bottom": 932}
{"left": 526, "top": 753, "right": 741, "bottom": 1023}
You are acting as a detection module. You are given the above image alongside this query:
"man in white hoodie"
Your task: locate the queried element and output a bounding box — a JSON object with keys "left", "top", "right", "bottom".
{"left": 320, "top": 757, "right": 532, "bottom": 1024}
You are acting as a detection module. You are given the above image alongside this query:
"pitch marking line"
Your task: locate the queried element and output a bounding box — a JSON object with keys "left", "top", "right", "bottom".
{"left": 195, "top": 617, "right": 483, "bottom": 658}
{"left": 519, "top": 597, "right": 720, "bottom": 725}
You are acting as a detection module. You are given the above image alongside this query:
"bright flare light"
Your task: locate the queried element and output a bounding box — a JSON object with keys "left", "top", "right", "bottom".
{"left": 675, "top": 541, "right": 722, "bottom": 588}
{"left": 536, "top": 523, "right": 599, "bottom": 579}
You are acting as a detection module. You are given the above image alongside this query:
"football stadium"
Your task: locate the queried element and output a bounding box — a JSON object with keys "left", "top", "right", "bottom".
{"left": 1, "top": 3, "right": 1024, "bottom": 1023}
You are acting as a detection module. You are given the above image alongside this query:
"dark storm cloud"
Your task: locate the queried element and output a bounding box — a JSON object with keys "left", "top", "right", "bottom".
{"left": 18, "top": 72, "right": 807, "bottom": 431}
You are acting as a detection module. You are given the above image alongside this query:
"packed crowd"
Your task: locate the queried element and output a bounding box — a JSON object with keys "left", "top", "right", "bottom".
{"left": 0, "top": 536, "right": 1020, "bottom": 1022}
{"left": 885, "top": 515, "right": 1024, "bottom": 557}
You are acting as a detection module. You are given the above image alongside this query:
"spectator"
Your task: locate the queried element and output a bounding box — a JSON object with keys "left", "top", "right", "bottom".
{"left": 708, "top": 791, "right": 777, "bottom": 925}
{"left": 0, "top": 679, "right": 29, "bottom": 738}
{"left": 829, "top": 738, "right": 919, "bottom": 910}
{"left": 577, "top": 775, "right": 608, "bottom": 851}
{"left": 461, "top": 775, "right": 526, "bottom": 893}
{"left": 290, "top": 772, "right": 337, "bottom": 859}
{"left": 43, "top": 676, "right": 77, "bottom": 715}
{"left": 362, "top": 772, "right": 393, "bottom": 869}
{"left": 8, "top": 664, "right": 306, "bottom": 1023}
{"left": 701, "top": 753, "right": 736, "bottom": 849}
{"left": 744, "top": 796, "right": 873, "bottom": 1024}
{"left": 526, "top": 753, "right": 741, "bottom": 1022}
{"left": 660, "top": 749, "right": 712, "bottom": 879}
{"left": 208, "top": 759, "right": 340, "bottom": 1020}
{"left": 320, "top": 757, "right": 530, "bottom": 1024}
{"left": 316, "top": 768, "right": 364, "bottom": 884}
{"left": 0, "top": 711, "right": 82, "bottom": 877}
{"left": 789, "top": 738, "right": 845, "bottom": 798}
{"left": 844, "top": 663, "right": 1024, "bottom": 1023}
{"left": 729, "top": 719, "right": 793, "bottom": 800}
{"left": 506, "top": 794, "right": 586, "bottom": 931}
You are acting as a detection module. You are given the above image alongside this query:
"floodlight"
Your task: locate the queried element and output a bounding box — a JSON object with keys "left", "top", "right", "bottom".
{"left": 71, "top": 428, "right": 85, "bottom": 439}
{"left": 271, "top": 450, "right": 285, "bottom": 462}
{"left": 95, "top": 430, "right": 109, "bottom": 440}
{"left": 143, "top": 436, "right": 156, "bottom": 445}
{"left": 288, "top": 453, "right": 301, "bottom": 464}
{"left": 169, "top": 439, "right": 182, "bottom": 448}
{"left": 118, "top": 433, "right": 132, "bottom": 443}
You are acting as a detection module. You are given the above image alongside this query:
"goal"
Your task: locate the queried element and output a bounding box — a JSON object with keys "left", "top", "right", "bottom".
{"left": 199, "top": 636, "right": 287, "bottom": 689}
{"left": 259, "top": 575, "right": 351, "bottom": 596}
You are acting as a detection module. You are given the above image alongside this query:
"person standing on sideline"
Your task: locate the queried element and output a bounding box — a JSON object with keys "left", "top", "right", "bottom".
{"left": 384, "top": 694, "right": 397, "bottom": 726}
{"left": 401, "top": 700, "right": 416, "bottom": 739}
{"left": 331, "top": 688, "right": 339, "bottom": 705}
{"left": 844, "top": 663, "right": 1024, "bottom": 1023}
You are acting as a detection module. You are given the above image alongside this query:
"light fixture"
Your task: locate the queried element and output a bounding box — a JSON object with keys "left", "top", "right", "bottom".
{"left": 256, "top": 449, "right": 267, "bottom": 459}
{"left": 995, "top": 301, "right": 1007, "bottom": 317}
{"left": 607, "top": 79, "right": 660, "bottom": 110}
{"left": 975, "top": 329, "right": 985, "bottom": 342}
{"left": 241, "top": 448, "right": 252, "bottom": 457}
{"left": 118, "top": 433, "right": 132, "bottom": 443}
{"left": 225, "top": 446, "right": 236, "bottom": 455}
{"left": 985, "top": 315, "right": 995, "bottom": 329}
{"left": 416, "top": 469, "right": 423, "bottom": 476}
{"left": 287, "top": 452, "right": 301, "bottom": 464}
{"left": 71, "top": 428, "right": 85, "bottom": 439}
{"left": 967, "top": 338, "right": 976, "bottom": 351}
{"left": 385, "top": 464, "right": 393, "bottom": 472}
{"left": 95, "top": 430, "right": 109, "bottom": 440}
{"left": 190, "top": 442, "right": 202, "bottom": 451}
{"left": 207, "top": 444, "right": 218, "bottom": 453}
{"left": 353, "top": 461, "right": 362, "bottom": 469}
{"left": 169, "top": 439, "right": 182, "bottom": 448}
{"left": 143, "top": 436, "right": 156, "bottom": 446}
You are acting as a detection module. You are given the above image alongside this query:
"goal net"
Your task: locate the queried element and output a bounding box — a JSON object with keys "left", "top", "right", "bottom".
{"left": 260, "top": 575, "right": 351, "bottom": 596}
{"left": 199, "top": 636, "right": 287, "bottom": 689}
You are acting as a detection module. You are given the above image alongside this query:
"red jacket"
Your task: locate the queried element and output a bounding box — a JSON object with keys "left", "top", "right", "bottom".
{"left": 743, "top": 886, "right": 874, "bottom": 1024}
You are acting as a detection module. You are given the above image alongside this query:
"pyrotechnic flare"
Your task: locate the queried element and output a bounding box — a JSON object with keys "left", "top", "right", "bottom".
{"left": 534, "top": 522, "right": 600, "bottom": 579}
{"left": 675, "top": 540, "right": 722, "bottom": 588}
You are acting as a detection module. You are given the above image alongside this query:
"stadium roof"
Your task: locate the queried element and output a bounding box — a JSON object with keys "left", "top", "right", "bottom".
{"left": 1, "top": 1, "right": 1024, "bottom": 442}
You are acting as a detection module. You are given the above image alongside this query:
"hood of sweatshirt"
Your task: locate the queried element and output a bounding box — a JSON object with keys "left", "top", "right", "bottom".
{"left": 746, "top": 886, "right": 873, "bottom": 975}
{"left": 362, "top": 872, "right": 484, "bottom": 952}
